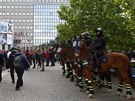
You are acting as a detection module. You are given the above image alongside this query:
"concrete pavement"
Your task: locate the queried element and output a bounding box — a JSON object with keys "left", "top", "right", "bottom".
{"left": 0, "top": 63, "right": 135, "bottom": 101}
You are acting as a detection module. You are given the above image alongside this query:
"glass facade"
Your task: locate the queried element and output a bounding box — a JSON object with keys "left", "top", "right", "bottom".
{"left": 33, "top": 3, "right": 65, "bottom": 46}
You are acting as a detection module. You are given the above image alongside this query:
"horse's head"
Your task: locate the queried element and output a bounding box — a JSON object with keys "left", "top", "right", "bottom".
{"left": 56, "top": 41, "right": 73, "bottom": 56}
{"left": 72, "top": 33, "right": 92, "bottom": 60}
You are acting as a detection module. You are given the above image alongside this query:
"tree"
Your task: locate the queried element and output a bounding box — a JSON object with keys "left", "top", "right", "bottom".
{"left": 56, "top": 0, "right": 135, "bottom": 51}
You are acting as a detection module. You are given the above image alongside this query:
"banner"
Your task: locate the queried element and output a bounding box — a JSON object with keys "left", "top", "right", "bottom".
{"left": 0, "top": 21, "right": 13, "bottom": 34}
{"left": 0, "top": 33, "right": 13, "bottom": 45}
{"left": 0, "top": 33, "right": 7, "bottom": 44}
{"left": 7, "top": 34, "right": 13, "bottom": 44}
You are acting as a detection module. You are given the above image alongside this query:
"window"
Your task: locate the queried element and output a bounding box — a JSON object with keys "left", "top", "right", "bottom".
{"left": 23, "top": 13, "right": 25, "bottom": 15}
{"left": 7, "top": 12, "right": 9, "bottom": 15}
{"left": 3, "top": 6, "right": 6, "bottom": 8}
{"left": 15, "top": 12, "right": 18, "bottom": 15}
{"left": 11, "top": 6, "right": 14, "bottom": 8}
{"left": 7, "top": 6, "right": 10, "bottom": 8}
{"left": 3, "top": 12, "right": 5, "bottom": 15}
{"left": 18, "top": 26, "right": 21, "bottom": 29}
{"left": 26, "top": 26, "right": 29, "bottom": 29}
{"left": 6, "top": 19, "right": 9, "bottom": 22}
{"left": 19, "top": 6, "right": 22, "bottom": 8}
{"left": 15, "top": 6, "right": 18, "bottom": 8}
{"left": 30, "top": 19, "right": 33, "bottom": 22}
{"left": 26, "top": 19, "right": 29, "bottom": 22}
{"left": 30, "top": 26, "right": 33, "bottom": 29}
{"left": 19, "top": 13, "right": 21, "bottom": 15}
{"left": 18, "top": 19, "right": 21, "bottom": 22}
{"left": 23, "top": 19, "right": 25, "bottom": 22}
{"left": 23, "top": 26, "right": 25, "bottom": 29}
{"left": 30, "top": 13, "right": 33, "bottom": 15}
{"left": 14, "top": 26, "right": 17, "bottom": 29}
{"left": 27, "top": 13, "right": 29, "bottom": 15}
{"left": 15, "top": 19, "right": 18, "bottom": 22}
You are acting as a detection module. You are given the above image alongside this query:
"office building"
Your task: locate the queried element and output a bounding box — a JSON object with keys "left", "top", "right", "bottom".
{"left": 0, "top": 0, "right": 69, "bottom": 50}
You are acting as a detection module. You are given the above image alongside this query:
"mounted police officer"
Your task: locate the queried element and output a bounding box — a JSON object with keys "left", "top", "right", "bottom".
{"left": 81, "top": 32, "right": 93, "bottom": 47}
{"left": 89, "top": 28, "right": 108, "bottom": 68}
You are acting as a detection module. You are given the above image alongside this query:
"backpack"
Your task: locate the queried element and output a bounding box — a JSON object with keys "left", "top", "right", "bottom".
{"left": 13, "top": 55, "right": 21, "bottom": 67}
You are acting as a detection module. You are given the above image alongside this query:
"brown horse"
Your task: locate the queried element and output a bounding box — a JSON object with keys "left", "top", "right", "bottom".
{"left": 77, "top": 38, "right": 134, "bottom": 99}
{"left": 73, "top": 39, "right": 96, "bottom": 97}
{"left": 100, "top": 52, "right": 133, "bottom": 98}
{"left": 48, "top": 44, "right": 67, "bottom": 76}
{"left": 56, "top": 43, "right": 85, "bottom": 87}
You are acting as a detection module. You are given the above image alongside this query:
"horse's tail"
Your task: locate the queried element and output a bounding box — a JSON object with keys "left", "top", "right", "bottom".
{"left": 127, "top": 63, "right": 134, "bottom": 88}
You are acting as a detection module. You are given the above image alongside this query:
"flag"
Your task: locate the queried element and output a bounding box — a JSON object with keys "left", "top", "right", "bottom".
{"left": 19, "top": 31, "right": 25, "bottom": 36}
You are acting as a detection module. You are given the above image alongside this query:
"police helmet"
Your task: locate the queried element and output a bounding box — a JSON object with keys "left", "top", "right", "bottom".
{"left": 96, "top": 28, "right": 103, "bottom": 34}
{"left": 81, "top": 32, "right": 91, "bottom": 39}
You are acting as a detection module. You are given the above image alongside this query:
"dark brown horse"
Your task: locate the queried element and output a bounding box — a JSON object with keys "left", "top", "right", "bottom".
{"left": 76, "top": 38, "right": 134, "bottom": 99}
{"left": 48, "top": 44, "right": 67, "bottom": 76}
{"left": 56, "top": 43, "right": 85, "bottom": 87}
{"left": 73, "top": 39, "right": 96, "bottom": 97}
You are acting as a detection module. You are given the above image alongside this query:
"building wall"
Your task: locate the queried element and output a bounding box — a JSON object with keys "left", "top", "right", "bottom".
{"left": 33, "top": 3, "right": 69, "bottom": 46}
{"left": 0, "top": 0, "right": 69, "bottom": 50}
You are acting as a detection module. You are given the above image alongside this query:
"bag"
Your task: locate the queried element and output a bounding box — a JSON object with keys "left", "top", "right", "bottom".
{"left": 13, "top": 55, "right": 21, "bottom": 67}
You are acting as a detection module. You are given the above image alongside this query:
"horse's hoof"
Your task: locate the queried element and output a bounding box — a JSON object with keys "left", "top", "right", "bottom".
{"left": 75, "top": 83, "right": 79, "bottom": 86}
{"left": 106, "top": 89, "right": 112, "bottom": 93}
{"left": 125, "top": 95, "right": 132, "bottom": 100}
{"left": 77, "top": 87, "right": 83, "bottom": 92}
{"left": 115, "top": 91, "right": 121, "bottom": 96}
{"left": 70, "top": 78, "right": 74, "bottom": 82}
{"left": 86, "top": 91, "right": 89, "bottom": 95}
{"left": 88, "top": 94, "right": 93, "bottom": 98}
{"left": 93, "top": 80, "right": 97, "bottom": 84}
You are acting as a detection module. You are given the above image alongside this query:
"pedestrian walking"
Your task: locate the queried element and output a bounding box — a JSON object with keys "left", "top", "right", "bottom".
{"left": 7, "top": 48, "right": 17, "bottom": 83}
{"left": 14, "top": 49, "right": 30, "bottom": 91}
{"left": 39, "top": 49, "right": 45, "bottom": 71}
{"left": 31, "top": 51, "right": 36, "bottom": 69}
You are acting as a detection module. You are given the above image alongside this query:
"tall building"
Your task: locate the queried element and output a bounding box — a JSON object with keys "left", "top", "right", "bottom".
{"left": 0, "top": 0, "right": 69, "bottom": 50}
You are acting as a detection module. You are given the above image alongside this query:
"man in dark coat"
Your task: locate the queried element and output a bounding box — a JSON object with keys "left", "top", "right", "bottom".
{"left": 14, "top": 50, "right": 30, "bottom": 91}
{"left": 7, "top": 49, "right": 17, "bottom": 83}
{"left": 89, "top": 28, "right": 107, "bottom": 67}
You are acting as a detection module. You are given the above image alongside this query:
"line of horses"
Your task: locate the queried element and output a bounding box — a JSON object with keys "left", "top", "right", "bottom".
{"left": 50, "top": 35, "right": 134, "bottom": 100}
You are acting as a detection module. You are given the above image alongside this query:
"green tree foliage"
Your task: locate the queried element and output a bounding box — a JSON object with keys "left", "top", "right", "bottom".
{"left": 56, "top": 0, "right": 135, "bottom": 51}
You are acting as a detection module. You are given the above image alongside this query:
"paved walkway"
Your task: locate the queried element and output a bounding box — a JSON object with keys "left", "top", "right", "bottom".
{"left": 0, "top": 63, "right": 135, "bottom": 101}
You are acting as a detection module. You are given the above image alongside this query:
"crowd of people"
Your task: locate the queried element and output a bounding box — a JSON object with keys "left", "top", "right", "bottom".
{"left": 0, "top": 47, "right": 56, "bottom": 91}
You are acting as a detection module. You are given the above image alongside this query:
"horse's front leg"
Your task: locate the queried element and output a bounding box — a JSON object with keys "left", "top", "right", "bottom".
{"left": 62, "top": 65, "right": 66, "bottom": 76}
{"left": 105, "top": 71, "right": 112, "bottom": 92}
{"left": 84, "top": 65, "right": 94, "bottom": 98}
{"left": 65, "top": 61, "right": 71, "bottom": 78}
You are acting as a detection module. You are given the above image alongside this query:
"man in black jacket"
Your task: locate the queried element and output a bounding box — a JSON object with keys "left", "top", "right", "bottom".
{"left": 0, "top": 52, "right": 4, "bottom": 82}
{"left": 14, "top": 49, "right": 30, "bottom": 91}
{"left": 7, "top": 49, "right": 17, "bottom": 83}
{"left": 89, "top": 28, "right": 107, "bottom": 67}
